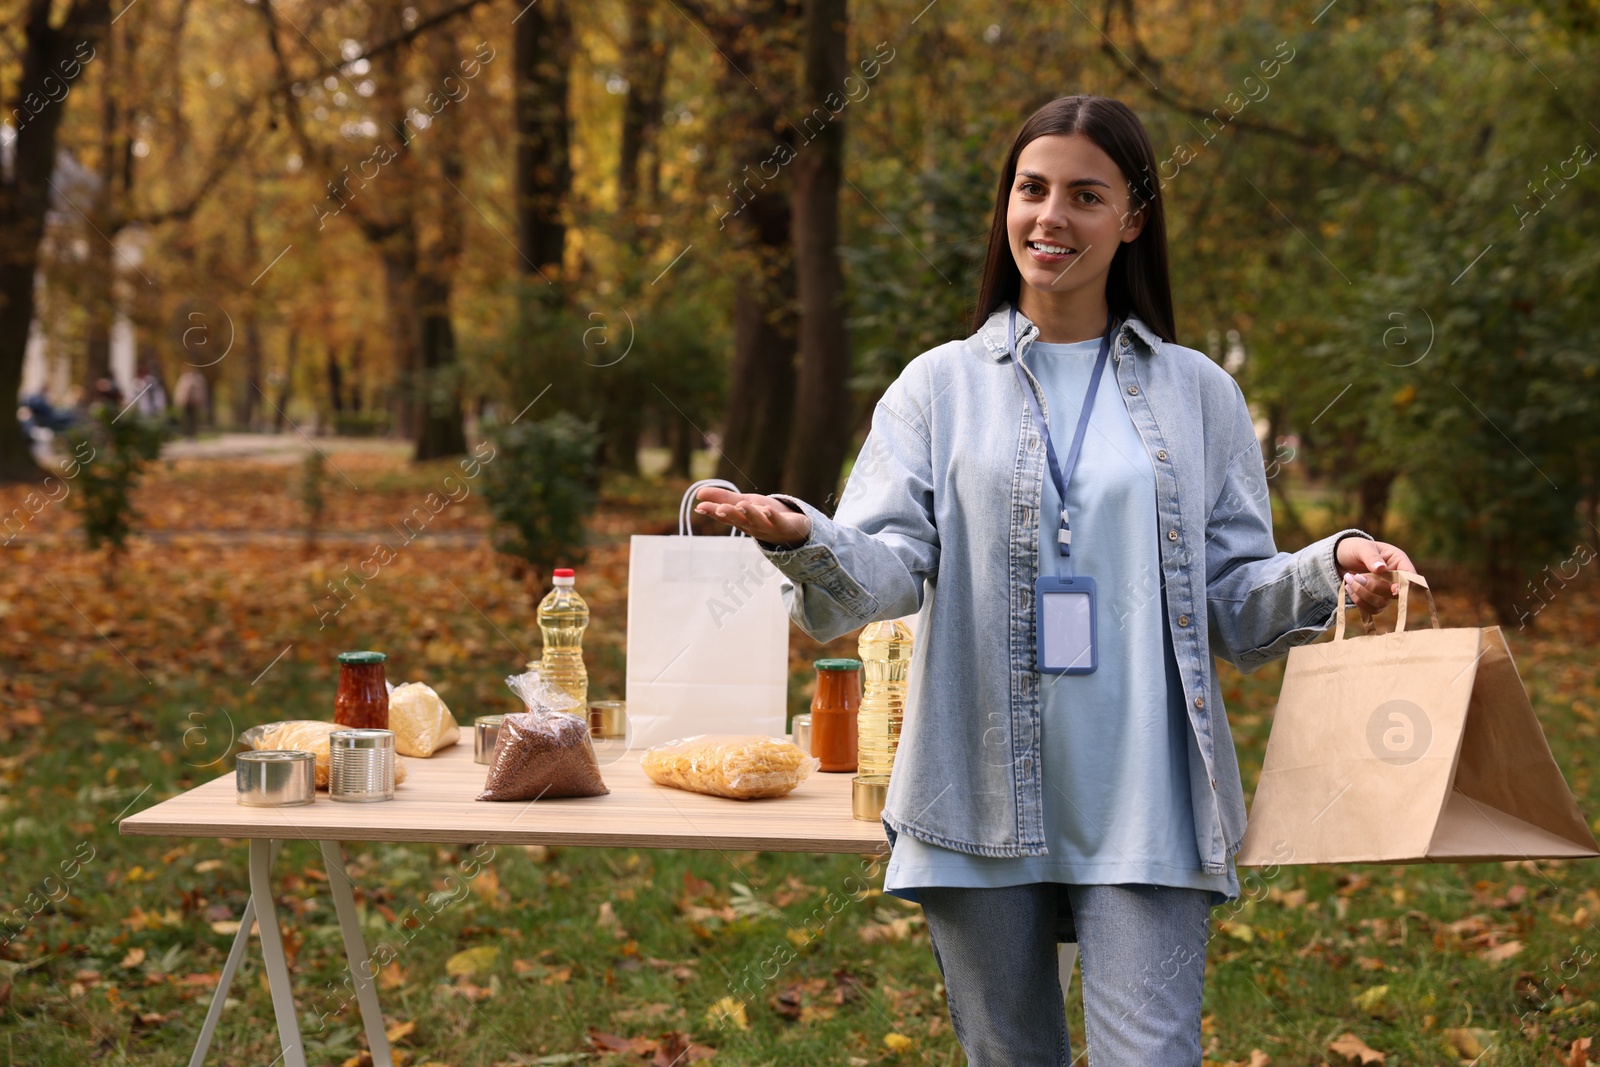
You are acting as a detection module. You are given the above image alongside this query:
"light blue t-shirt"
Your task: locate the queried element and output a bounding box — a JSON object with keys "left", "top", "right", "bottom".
{"left": 883, "top": 336, "right": 1239, "bottom": 906}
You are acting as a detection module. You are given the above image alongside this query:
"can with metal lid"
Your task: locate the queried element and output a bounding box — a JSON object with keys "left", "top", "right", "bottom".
{"left": 790, "top": 713, "right": 813, "bottom": 755}
{"left": 852, "top": 774, "right": 890, "bottom": 821}
{"left": 237, "top": 750, "right": 316, "bottom": 807}
{"left": 474, "top": 715, "right": 507, "bottom": 765}
{"left": 588, "top": 701, "right": 626, "bottom": 740}
{"left": 329, "top": 728, "right": 396, "bottom": 802}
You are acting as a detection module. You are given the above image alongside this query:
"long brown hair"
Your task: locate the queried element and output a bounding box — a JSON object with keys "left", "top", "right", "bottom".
{"left": 969, "top": 95, "right": 1176, "bottom": 343}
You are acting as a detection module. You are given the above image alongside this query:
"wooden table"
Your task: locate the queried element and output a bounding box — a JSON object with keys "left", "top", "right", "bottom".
{"left": 122, "top": 739, "right": 887, "bottom": 1067}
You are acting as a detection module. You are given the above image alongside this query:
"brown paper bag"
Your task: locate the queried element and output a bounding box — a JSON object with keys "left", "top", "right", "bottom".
{"left": 1236, "top": 571, "right": 1597, "bottom": 867}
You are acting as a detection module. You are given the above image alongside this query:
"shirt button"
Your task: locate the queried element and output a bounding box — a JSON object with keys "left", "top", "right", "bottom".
{"left": 1211, "top": 778, "right": 1218, "bottom": 790}
{"left": 1194, "top": 696, "right": 1205, "bottom": 709}
{"left": 1178, "top": 614, "right": 1189, "bottom": 627}
{"left": 1167, "top": 529, "right": 1179, "bottom": 541}
{"left": 1156, "top": 449, "right": 1168, "bottom": 461}
{"left": 1127, "top": 385, "right": 1139, "bottom": 396}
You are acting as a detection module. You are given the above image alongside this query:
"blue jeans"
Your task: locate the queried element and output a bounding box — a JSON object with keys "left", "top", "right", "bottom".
{"left": 919, "top": 883, "right": 1213, "bottom": 1066}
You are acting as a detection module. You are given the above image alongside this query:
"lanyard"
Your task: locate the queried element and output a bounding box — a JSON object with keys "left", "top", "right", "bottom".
{"left": 1007, "top": 304, "right": 1119, "bottom": 575}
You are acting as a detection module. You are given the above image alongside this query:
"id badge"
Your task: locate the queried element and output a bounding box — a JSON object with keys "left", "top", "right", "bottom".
{"left": 1036, "top": 575, "right": 1097, "bottom": 674}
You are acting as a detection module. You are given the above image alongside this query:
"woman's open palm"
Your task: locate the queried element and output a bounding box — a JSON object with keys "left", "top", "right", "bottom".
{"left": 693, "top": 486, "right": 811, "bottom": 547}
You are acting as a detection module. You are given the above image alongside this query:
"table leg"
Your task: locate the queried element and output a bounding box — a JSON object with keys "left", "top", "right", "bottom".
{"left": 188, "top": 840, "right": 281, "bottom": 1067}
{"left": 248, "top": 838, "right": 308, "bottom": 1067}
{"left": 318, "top": 839, "right": 393, "bottom": 1067}
{"left": 188, "top": 893, "right": 255, "bottom": 1067}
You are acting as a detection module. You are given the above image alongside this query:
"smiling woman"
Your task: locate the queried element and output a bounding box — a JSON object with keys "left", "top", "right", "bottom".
{"left": 694, "top": 94, "right": 1415, "bottom": 1066}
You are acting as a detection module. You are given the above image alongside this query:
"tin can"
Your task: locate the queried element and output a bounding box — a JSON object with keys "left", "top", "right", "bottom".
{"left": 790, "top": 714, "right": 813, "bottom": 755}
{"left": 329, "top": 729, "right": 396, "bottom": 802}
{"left": 852, "top": 774, "right": 890, "bottom": 821}
{"left": 474, "top": 715, "right": 507, "bottom": 765}
{"left": 236, "top": 750, "right": 315, "bottom": 807}
{"left": 588, "top": 701, "right": 626, "bottom": 740}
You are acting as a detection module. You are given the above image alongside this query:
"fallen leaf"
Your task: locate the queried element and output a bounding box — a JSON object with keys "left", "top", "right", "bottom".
{"left": 130, "top": 1011, "right": 170, "bottom": 1032}
{"left": 119, "top": 948, "right": 146, "bottom": 969}
{"left": 883, "top": 1033, "right": 914, "bottom": 1054}
{"left": 682, "top": 871, "right": 715, "bottom": 901}
{"left": 1329, "top": 1032, "right": 1385, "bottom": 1065}
{"left": 771, "top": 985, "right": 803, "bottom": 1022}
{"left": 1246, "top": 1052, "right": 1270, "bottom": 1067}
{"left": 452, "top": 978, "right": 496, "bottom": 1001}
{"left": 705, "top": 995, "right": 747, "bottom": 1031}
{"left": 1441, "top": 1027, "right": 1497, "bottom": 1058}
{"left": 1558, "top": 1036, "right": 1592, "bottom": 1067}
{"left": 511, "top": 959, "right": 571, "bottom": 985}
{"left": 194, "top": 859, "right": 225, "bottom": 874}
{"left": 1480, "top": 940, "right": 1524, "bottom": 963}
{"left": 1272, "top": 888, "right": 1307, "bottom": 909}
{"left": 385, "top": 1019, "right": 418, "bottom": 1045}
{"left": 1216, "top": 920, "right": 1255, "bottom": 943}
{"left": 445, "top": 945, "right": 499, "bottom": 978}
{"left": 586, "top": 1028, "right": 655, "bottom": 1054}
{"left": 834, "top": 968, "right": 867, "bottom": 1005}
{"left": 378, "top": 961, "right": 406, "bottom": 990}
{"left": 1351, "top": 984, "right": 1390, "bottom": 1015}
{"left": 651, "top": 1031, "right": 715, "bottom": 1065}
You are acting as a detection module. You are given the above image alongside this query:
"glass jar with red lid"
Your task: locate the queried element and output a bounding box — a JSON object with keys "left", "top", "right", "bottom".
{"left": 335, "top": 651, "right": 389, "bottom": 730}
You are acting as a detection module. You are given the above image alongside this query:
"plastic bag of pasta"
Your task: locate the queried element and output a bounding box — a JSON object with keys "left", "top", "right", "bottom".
{"left": 385, "top": 681, "right": 461, "bottom": 757}
{"left": 253, "top": 720, "right": 409, "bottom": 789}
{"left": 640, "top": 735, "right": 819, "bottom": 800}
{"left": 478, "top": 670, "right": 608, "bottom": 801}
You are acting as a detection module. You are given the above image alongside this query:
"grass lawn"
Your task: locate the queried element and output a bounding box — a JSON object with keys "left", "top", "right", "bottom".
{"left": 1, "top": 445, "right": 1596, "bottom": 1066}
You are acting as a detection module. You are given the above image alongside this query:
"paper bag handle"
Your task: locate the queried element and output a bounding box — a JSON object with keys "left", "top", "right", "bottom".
{"left": 1332, "top": 569, "right": 1439, "bottom": 640}
{"left": 679, "top": 478, "right": 746, "bottom": 537}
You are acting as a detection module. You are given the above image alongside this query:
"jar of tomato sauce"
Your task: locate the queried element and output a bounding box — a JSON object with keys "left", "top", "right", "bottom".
{"left": 810, "top": 658, "right": 861, "bottom": 773}
{"left": 335, "top": 651, "right": 389, "bottom": 730}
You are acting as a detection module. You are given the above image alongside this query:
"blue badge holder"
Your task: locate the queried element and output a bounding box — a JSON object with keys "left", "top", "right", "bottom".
{"left": 1036, "top": 574, "right": 1097, "bottom": 674}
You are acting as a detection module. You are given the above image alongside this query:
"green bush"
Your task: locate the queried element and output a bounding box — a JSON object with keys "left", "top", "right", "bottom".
{"left": 478, "top": 411, "right": 601, "bottom": 597}
{"left": 64, "top": 405, "right": 169, "bottom": 584}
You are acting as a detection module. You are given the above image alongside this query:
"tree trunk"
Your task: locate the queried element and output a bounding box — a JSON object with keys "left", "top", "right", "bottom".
{"left": 380, "top": 248, "right": 421, "bottom": 439}
{"left": 514, "top": 0, "right": 572, "bottom": 280}
{"left": 238, "top": 312, "right": 264, "bottom": 429}
{"left": 0, "top": 0, "right": 111, "bottom": 482}
{"left": 412, "top": 29, "right": 470, "bottom": 462}
{"left": 718, "top": 235, "right": 798, "bottom": 493}
{"left": 84, "top": 243, "right": 114, "bottom": 390}
{"left": 327, "top": 346, "right": 345, "bottom": 417}
{"left": 602, "top": 404, "right": 643, "bottom": 476}
{"left": 671, "top": 417, "right": 695, "bottom": 479}
{"left": 234, "top": 211, "right": 263, "bottom": 428}
{"left": 414, "top": 271, "right": 467, "bottom": 460}
{"left": 84, "top": 24, "right": 120, "bottom": 394}
{"left": 273, "top": 328, "right": 298, "bottom": 432}
{"left": 618, "top": 0, "right": 670, "bottom": 224}
{"left": 783, "top": 0, "right": 853, "bottom": 508}
{"left": 1356, "top": 469, "right": 1396, "bottom": 542}
{"left": 693, "top": 0, "right": 800, "bottom": 493}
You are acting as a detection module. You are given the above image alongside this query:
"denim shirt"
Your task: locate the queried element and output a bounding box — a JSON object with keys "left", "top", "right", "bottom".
{"left": 756, "top": 302, "right": 1372, "bottom": 875}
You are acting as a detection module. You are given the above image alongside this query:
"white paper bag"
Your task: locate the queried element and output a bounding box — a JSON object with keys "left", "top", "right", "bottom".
{"left": 624, "top": 480, "right": 790, "bottom": 751}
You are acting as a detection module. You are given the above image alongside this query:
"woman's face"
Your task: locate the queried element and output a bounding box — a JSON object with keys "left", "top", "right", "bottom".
{"left": 1006, "top": 132, "right": 1144, "bottom": 303}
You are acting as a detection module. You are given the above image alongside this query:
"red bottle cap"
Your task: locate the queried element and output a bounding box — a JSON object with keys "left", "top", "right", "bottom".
{"left": 553, "top": 568, "right": 575, "bottom": 578}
